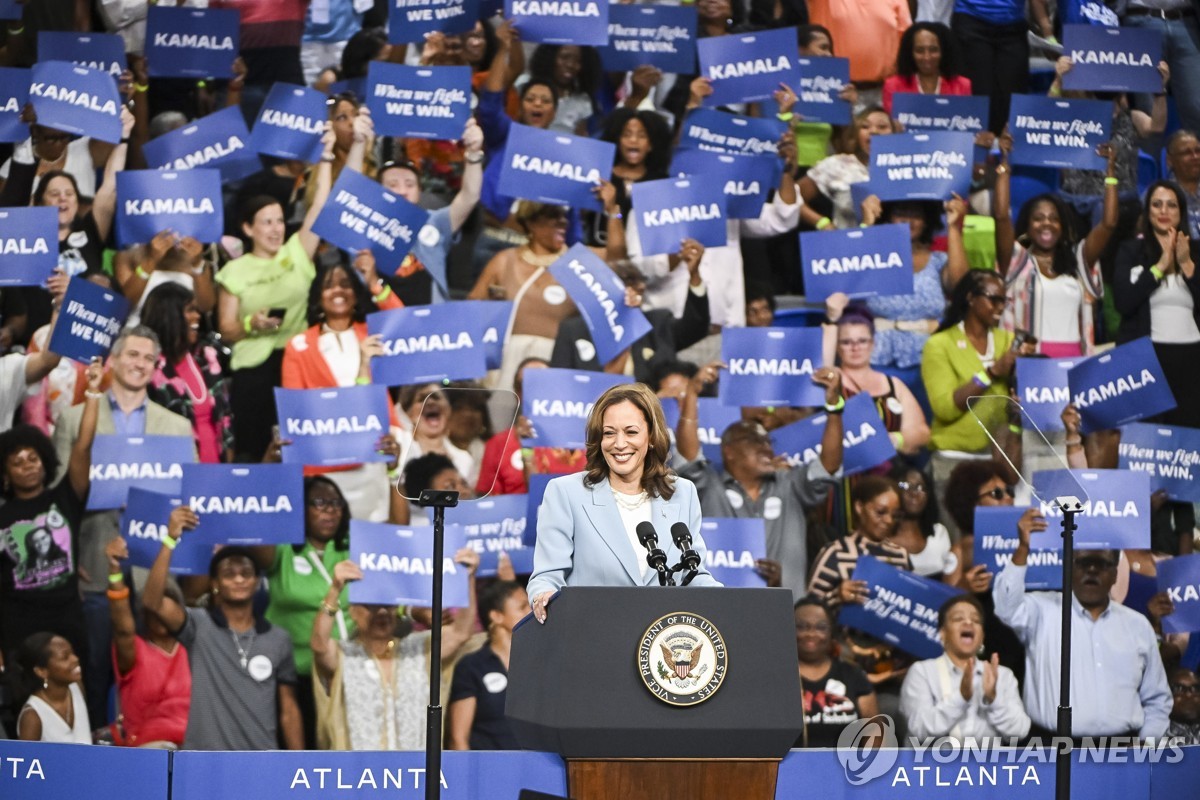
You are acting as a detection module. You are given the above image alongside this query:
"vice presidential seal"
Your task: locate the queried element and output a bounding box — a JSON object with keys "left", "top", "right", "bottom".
{"left": 638, "top": 612, "right": 727, "bottom": 706}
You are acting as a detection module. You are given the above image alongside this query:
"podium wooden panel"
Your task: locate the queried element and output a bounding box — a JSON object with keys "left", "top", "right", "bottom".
{"left": 567, "top": 759, "right": 779, "bottom": 800}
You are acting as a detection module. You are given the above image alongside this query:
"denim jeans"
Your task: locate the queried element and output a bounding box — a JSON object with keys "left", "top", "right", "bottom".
{"left": 1123, "top": 14, "right": 1200, "bottom": 135}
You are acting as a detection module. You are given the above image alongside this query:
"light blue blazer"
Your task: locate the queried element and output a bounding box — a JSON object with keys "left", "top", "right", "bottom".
{"left": 527, "top": 472, "right": 721, "bottom": 599}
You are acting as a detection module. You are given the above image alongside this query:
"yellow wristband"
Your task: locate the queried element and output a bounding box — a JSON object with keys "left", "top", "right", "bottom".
{"left": 355, "top": 376, "right": 371, "bottom": 385}
{"left": 134, "top": 83, "right": 149, "bottom": 94}
{"left": 162, "top": 535, "right": 179, "bottom": 551}
{"left": 1104, "top": 176, "right": 1119, "bottom": 186}
{"left": 108, "top": 572, "right": 124, "bottom": 584}
{"left": 135, "top": 265, "right": 149, "bottom": 280}
{"left": 776, "top": 111, "right": 794, "bottom": 122}
{"left": 1150, "top": 265, "right": 1164, "bottom": 281}
{"left": 1008, "top": 423, "right": 1022, "bottom": 434}
{"left": 244, "top": 315, "right": 254, "bottom": 334}
{"left": 372, "top": 284, "right": 392, "bottom": 303}
{"left": 816, "top": 217, "right": 832, "bottom": 230}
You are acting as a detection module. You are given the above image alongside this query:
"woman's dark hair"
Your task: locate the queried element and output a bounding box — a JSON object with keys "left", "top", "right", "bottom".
{"left": 838, "top": 310, "right": 876, "bottom": 337}
{"left": 942, "top": 460, "right": 1009, "bottom": 534}
{"left": 519, "top": 77, "right": 560, "bottom": 108}
{"left": 796, "top": 24, "right": 834, "bottom": 52}
{"left": 294, "top": 475, "right": 351, "bottom": 553}
{"left": 794, "top": 594, "right": 832, "bottom": 619}
{"left": 750, "top": 0, "right": 808, "bottom": 28}
{"left": 888, "top": 462, "right": 939, "bottom": 539}
{"left": 0, "top": 425, "right": 59, "bottom": 498}
{"left": 937, "top": 269, "right": 1003, "bottom": 332}
{"left": 851, "top": 475, "right": 899, "bottom": 508}
{"left": 14, "top": 632, "right": 59, "bottom": 707}
{"left": 1014, "top": 194, "right": 1079, "bottom": 278}
{"left": 22, "top": 527, "right": 68, "bottom": 568}
{"left": 599, "top": 108, "right": 672, "bottom": 178}
{"left": 470, "top": 20, "right": 498, "bottom": 71}
{"left": 528, "top": 44, "right": 602, "bottom": 107}
{"left": 1136, "top": 180, "right": 1191, "bottom": 265}
{"left": 937, "top": 593, "right": 982, "bottom": 629}
{"left": 895, "top": 22, "right": 961, "bottom": 79}
{"left": 448, "top": 386, "right": 495, "bottom": 441}
{"left": 33, "top": 170, "right": 81, "bottom": 209}
{"left": 745, "top": 283, "right": 777, "bottom": 313}
{"left": 883, "top": 200, "right": 941, "bottom": 246}
{"left": 306, "top": 261, "right": 377, "bottom": 327}
{"left": 239, "top": 194, "right": 284, "bottom": 230}
{"left": 583, "top": 383, "right": 676, "bottom": 500}
{"left": 141, "top": 282, "right": 197, "bottom": 365}
{"left": 341, "top": 27, "right": 389, "bottom": 80}
{"left": 478, "top": 579, "right": 525, "bottom": 630}
{"left": 404, "top": 453, "right": 459, "bottom": 501}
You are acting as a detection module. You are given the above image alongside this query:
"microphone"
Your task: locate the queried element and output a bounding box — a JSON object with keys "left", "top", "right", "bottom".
{"left": 636, "top": 521, "right": 674, "bottom": 586}
{"left": 670, "top": 522, "right": 702, "bottom": 572}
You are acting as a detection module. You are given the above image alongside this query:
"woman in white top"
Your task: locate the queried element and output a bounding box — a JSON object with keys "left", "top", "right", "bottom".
{"left": 887, "top": 464, "right": 960, "bottom": 585}
{"left": 900, "top": 595, "right": 1030, "bottom": 743}
{"left": 16, "top": 632, "right": 91, "bottom": 744}
{"left": 1113, "top": 180, "right": 1200, "bottom": 428}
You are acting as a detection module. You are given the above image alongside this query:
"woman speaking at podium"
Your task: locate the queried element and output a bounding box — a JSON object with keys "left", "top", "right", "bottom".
{"left": 528, "top": 383, "right": 721, "bottom": 622}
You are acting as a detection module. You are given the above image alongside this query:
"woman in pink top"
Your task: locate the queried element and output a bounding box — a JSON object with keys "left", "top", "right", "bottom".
{"left": 882, "top": 22, "right": 973, "bottom": 116}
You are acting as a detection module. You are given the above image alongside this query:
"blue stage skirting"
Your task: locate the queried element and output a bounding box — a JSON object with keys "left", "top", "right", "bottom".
{"left": 1, "top": 740, "right": 1196, "bottom": 798}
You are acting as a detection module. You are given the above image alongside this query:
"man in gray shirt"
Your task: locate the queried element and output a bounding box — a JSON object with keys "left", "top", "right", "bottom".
{"left": 675, "top": 363, "right": 845, "bottom": 598}
{"left": 143, "top": 506, "right": 303, "bottom": 750}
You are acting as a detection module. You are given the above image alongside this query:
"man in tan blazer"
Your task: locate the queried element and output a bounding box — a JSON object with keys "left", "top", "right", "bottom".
{"left": 52, "top": 324, "right": 195, "bottom": 725}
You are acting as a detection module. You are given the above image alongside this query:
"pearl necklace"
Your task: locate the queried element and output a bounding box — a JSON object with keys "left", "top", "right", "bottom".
{"left": 611, "top": 487, "right": 648, "bottom": 511}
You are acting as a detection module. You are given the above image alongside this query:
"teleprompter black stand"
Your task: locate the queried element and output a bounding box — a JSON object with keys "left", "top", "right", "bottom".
{"left": 1055, "top": 495, "right": 1083, "bottom": 800}
{"left": 420, "top": 488, "right": 459, "bottom": 800}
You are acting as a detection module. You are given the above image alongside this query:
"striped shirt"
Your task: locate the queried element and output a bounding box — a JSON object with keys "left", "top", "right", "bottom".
{"left": 807, "top": 533, "right": 912, "bottom": 612}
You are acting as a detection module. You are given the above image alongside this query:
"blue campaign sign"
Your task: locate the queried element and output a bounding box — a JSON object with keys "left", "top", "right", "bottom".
{"left": 1033, "top": 469, "right": 1151, "bottom": 549}
{"left": 799, "top": 223, "right": 915, "bottom": 302}
{"left": 0, "top": 740, "right": 169, "bottom": 800}
{"left": 770, "top": 392, "right": 897, "bottom": 475}
{"left": 0, "top": 207, "right": 58, "bottom": 286}
{"left": 698, "top": 26, "right": 800, "bottom": 106}
{"left": 973, "top": 505, "right": 1062, "bottom": 590}
{"left": 249, "top": 83, "right": 327, "bottom": 163}
{"left": 497, "top": 123, "right": 615, "bottom": 212}
{"left": 145, "top": 6, "right": 239, "bottom": 79}
{"left": 466, "top": 299, "right": 511, "bottom": 370}
{"left": 1063, "top": 24, "right": 1163, "bottom": 94}
{"left": 868, "top": 131, "right": 974, "bottom": 201}
{"left": 274, "top": 385, "right": 392, "bottom": 468}
{"left": 1015, "top": 356, "right": 1080, "bottom": 433}
{"left": 349, "top": 519, "right": 470, "bottom": 607}
{"left": 1067, "top": 336, "right": 1175, "bottom": 432}
{"left": 451, "top": 494, "right": 533, "bottom": 578}
{"left": 669, "top": 148, "right": 777, "bottom": 219}
{"left": 599, "top": 4, "right": 698, "bottom": 74}
{"left": 121, "top": 488, "right": 211, "bottom": 576}
{"left": 893, "top": 93, "right": 990, "bottom": 135}
{"left": 367, "top": 302, "right": 491, "bottom": 386}
{"left": 48, "top": 278, "right": 129, "bottom": 363}
{"left": 505, "top": 0, "right": 609, "bottom": 45}
{"left": 1158, "top": 554, "right": 1200, "bottom": 634}
{"left": 182, "top": 464, "right": 305, "bottom": 546}
{"left": 720, "top": 327, "right": 825, "bottom": 408}
{"left": 142, "top": 106, "right": 261, "bottom": 183}
{"left": 660, "top": 396, "right": 681, "bottom": 433}
{"left": 1009, "top": 94, "right": 1111, "bottom": 171}
{"left": 795, "top": 57, "right": 851, "bottom": 125}
{"left": 839, "top": 555, "right": 962, "bottom": 659}
{"left": 523, "top": 472, "right": 553, "bottom": 547}
{"left": 521, "top": 368, "right": 631, "bottom": 449}
{"left": 313, "top": 168, "right": 430, "bottom": 271}
{"left": 1118, "top": 422, "right": 1200, "bottom": 503}
{"left": 87, "top": 434, "right": 195, "bottom": 511}
{"left": 630, "top": 176, "right": 727, "bottom": 256}
{"left": 29, "top": 61, "right": 122, "bottom": 143}
{"left": 366, "top": 62, "right": 472, "bottom": 140}
{"left": 549, "top": 244, "right": 652, "bottom": 365}
{"left": 115, "top": 169, "right": 224, "bottom": 247}
{"left": 39, "top": 32, "right": 125, "bottom": 79}
{"left": 696, "top": 396, "right": 742, "bottom": 467}
{"left": 678, "top": 108, "right": 786, "bottom": 157}
{"left": 170, "top": 750, "right": 568, "bottom": 800}
{"left": 389, "top": 0, "right": 480, "bottom": 42}
{"left": 698, "top": 517, "right": 766, "bottom": 588}
{"left": 0, "top": 67, "right": 29, "bottom": 143}
{"left": 0, "top": 0, "right": 18, "bottom": 19}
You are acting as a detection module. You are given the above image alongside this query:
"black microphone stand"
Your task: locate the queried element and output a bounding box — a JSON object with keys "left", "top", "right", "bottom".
{"left": 419, "top": 489, "right": 459, "bottom": 800}
{"left": 1055, "top": 496, "right": 1083, "bottom": 800}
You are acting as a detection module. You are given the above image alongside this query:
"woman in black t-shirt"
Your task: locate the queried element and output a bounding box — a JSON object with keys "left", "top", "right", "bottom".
{"left": 795, "top": 596, "right": 878, "bottom": 748}
{"left": 0, "top": 362, "right": 102, "bottom": 677}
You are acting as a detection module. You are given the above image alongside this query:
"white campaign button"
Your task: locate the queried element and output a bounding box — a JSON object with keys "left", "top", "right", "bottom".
{"left": 247, "top": 654, "right": 274, "bottom": 682}
{"left": 483, "top": 672, "right": 508, "bottom": 693}
{"left": 725, "top": 489, "right": 744, "bottom": 509}
{"left": 543, "top": 285, "right": 567, "bottom": 305}
{"left": 763, "top": 497, "right": 782, "bottom": 519}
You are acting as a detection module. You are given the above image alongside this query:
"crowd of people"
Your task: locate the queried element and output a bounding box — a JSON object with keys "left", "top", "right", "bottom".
{"left": 0, "top": 0, "right": 1197, "bottom": 756}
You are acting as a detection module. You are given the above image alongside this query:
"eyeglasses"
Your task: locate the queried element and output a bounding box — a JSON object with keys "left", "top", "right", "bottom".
{"left": 979, "top": 293, "right": 1010, "bottom": 306}
{"left": 978, "top": 486, "right": 1015, "bottom": 501}
{"left": 897, "top": 481, "right": 927, "bottom": 494}
{"left": 1171, "top": 683, "right": 1200, "bottom": 695}
{"left": 795, "top": 621, "right": 831, "bottom": 633}
{"left": 307, "top": 497, "right": 343, "bottom": 511}
{"left": 838, "top": 338, "right": 872, "bottom": 348}
{"left": 1076, "top": 556, "right": 1117, "bottom": 572}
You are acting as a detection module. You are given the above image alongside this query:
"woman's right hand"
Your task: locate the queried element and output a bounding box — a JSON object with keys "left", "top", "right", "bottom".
{"left": 532, "top": 590, "right": 554, "bottom": 624}
{"left": 688, "top": 360, "right": 725, "bottom": 398}
{"left": 838, "top": 579, "right": 868, "bottom": 605}
{"left": 1061, "top": 403, "right": 1082, "bottom": 439}
{"left": 989, "top": 348, "right": 1018, "bottom": 378}
{"left": 960, "top": 656, "right": 976, "bottom": 700}
{"left": 249, "top": 309, "right": 281, "bottom": 333}
{"left": 331, "top": 560, "right": 363, "bottom": 591}
{"left": 860, "top": 195, "right": 882, "bottom": 227}
{"left": 825, "top": 291, "right": 850, "bottom": 323}
{"left": 85, "top": 358, "right": 104, "bottom": 394}
{"left": 1155, "top": 227, "right": 1178, "bottom": 273}
{"left": 105, "top": 536, "right": 128, "bottom": 572}
{"left": 687, "top": 76, "right": 713, "bottom": 109}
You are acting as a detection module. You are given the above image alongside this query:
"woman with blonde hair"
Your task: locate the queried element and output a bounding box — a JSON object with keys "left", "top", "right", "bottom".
{"left": 526, "top": 383, "right": 721, "bottom": 622}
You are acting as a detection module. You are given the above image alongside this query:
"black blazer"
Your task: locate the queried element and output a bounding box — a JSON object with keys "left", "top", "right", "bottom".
{"left": 1112, "top": 238, "right": 1200, "bottom": 344}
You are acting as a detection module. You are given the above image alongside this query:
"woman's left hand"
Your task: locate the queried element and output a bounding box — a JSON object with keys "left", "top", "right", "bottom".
{"left": 532, "top": 590, "right": 554, "bottom": 624}
{"left": 353, "top": 249, "right": 379, "bottom": 290}
{"left": 811, "top": 366, "right": 843, "bottom": 405}
{"left": 755, "top": 558, "right": 782, "bottom": 588}
{"left": 120, "top": 106, "right": 135, "bottom": 141}
{"left": 453, "top": 546, "right": 480, "bottom": 576}
{"left": 592, "top": 179, "right": 617, "bottom": 214}
{"left": 1175, "top": 231, "right": 1194, "bottom": 277}
{"left": 376, "top": 432, "right": 401, "bottom": 471}
{"left": 320, "top": 124, "right": 336, "bottom": 161}
{"left": 981, "top": 653, "right": 1000, "bottom": 704}
{"left": 773, "top": 82, "right": 798, "bottom": 116}
{"left": 352, "top": 106, "right": 375, "bottom": 145}
{"left": 85, "top": 357, "right": 104, "bottom": 394}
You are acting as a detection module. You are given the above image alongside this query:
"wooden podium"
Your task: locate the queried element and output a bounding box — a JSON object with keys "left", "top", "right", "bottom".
{"left": 507, "top": 587, "right": 802, "bottom": 800}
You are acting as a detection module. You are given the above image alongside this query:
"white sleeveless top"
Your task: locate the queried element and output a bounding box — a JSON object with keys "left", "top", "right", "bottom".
{"left": 18, "top": 683, "right": 91, "bottom": 744}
